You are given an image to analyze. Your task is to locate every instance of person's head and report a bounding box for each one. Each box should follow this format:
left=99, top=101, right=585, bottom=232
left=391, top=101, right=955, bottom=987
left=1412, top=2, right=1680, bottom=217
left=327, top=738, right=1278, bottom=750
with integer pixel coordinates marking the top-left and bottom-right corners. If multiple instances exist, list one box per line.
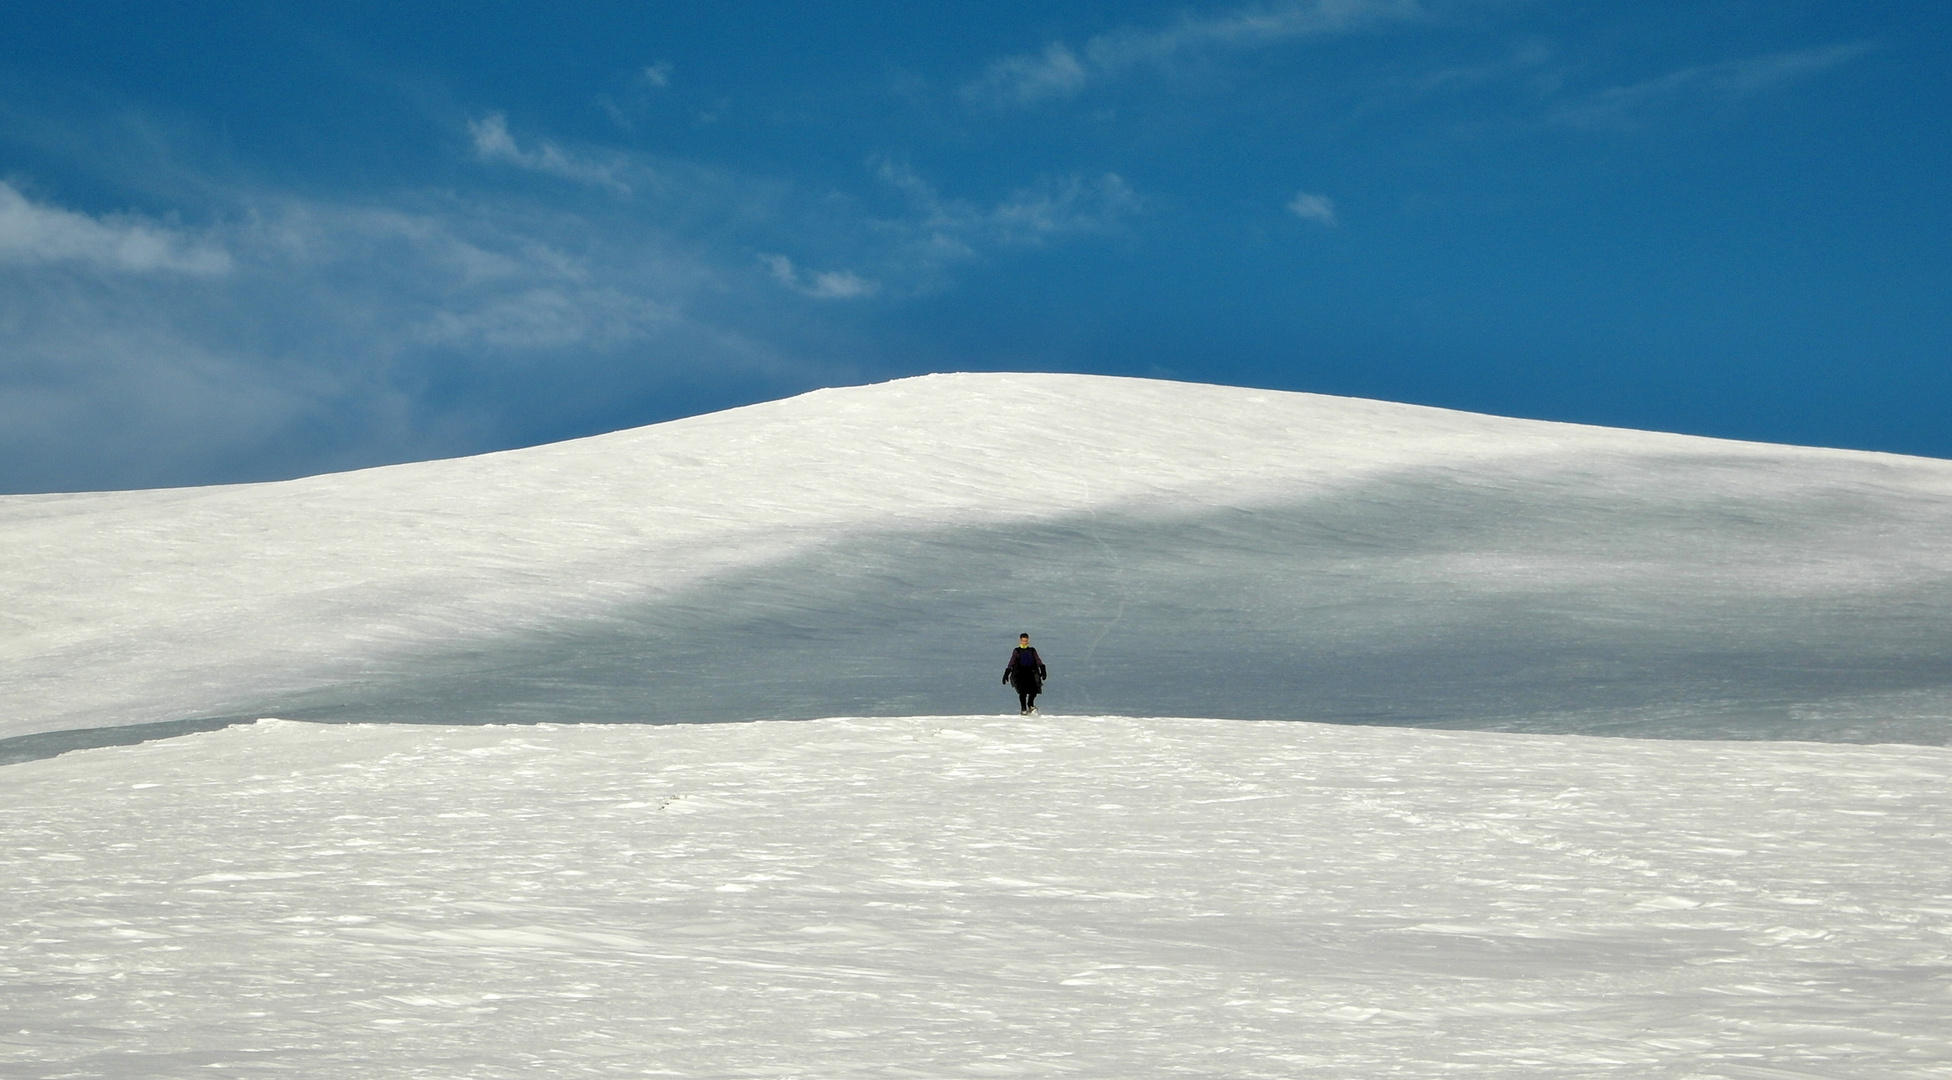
left=1019, top=633, right=1030, bottom=645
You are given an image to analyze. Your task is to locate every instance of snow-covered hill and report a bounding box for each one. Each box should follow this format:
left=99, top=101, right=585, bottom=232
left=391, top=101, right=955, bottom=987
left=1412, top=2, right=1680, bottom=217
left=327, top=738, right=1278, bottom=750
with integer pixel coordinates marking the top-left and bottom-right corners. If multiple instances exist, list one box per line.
left=6, top=372, right=1952, bottom=748
left=9, top=374, right=1952, bottom=1078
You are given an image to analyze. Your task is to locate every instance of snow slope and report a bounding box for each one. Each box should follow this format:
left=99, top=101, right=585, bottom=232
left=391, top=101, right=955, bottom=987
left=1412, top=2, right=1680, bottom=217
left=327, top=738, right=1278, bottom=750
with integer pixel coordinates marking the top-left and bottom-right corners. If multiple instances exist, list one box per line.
left=8, top=375, right=1952, bottom=1079
left=5, top=372, right=1951, bottom=747
left=5, top=715, right=1949, bottom=1078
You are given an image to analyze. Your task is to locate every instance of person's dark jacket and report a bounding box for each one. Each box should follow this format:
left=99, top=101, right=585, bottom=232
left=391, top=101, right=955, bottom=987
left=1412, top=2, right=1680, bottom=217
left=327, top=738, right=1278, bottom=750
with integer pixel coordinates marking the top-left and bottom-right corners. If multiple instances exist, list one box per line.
left=1003, top=646, right=1046, bottom=692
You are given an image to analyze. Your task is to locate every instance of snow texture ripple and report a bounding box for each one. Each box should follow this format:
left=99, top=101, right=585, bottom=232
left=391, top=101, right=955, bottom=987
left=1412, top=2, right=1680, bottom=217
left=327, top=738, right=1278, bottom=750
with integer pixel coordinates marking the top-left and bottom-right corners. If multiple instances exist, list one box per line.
left=4, top=716, right=1951, bottom=1079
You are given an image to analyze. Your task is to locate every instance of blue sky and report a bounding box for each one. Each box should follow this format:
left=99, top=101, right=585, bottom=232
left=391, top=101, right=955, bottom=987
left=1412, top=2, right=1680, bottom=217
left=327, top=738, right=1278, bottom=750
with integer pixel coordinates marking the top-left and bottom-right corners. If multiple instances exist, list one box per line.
left=1, top=1, right=1947, bottom=492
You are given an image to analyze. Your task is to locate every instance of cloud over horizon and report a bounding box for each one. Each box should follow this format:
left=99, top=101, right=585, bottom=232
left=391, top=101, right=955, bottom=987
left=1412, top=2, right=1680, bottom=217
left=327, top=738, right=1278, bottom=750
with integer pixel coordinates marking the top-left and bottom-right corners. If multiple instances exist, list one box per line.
left=0, top=182, right=779, bottom=492
left=0, top=117, right=1149, bottom=492
left=0, top=4, right=1942, bottom=492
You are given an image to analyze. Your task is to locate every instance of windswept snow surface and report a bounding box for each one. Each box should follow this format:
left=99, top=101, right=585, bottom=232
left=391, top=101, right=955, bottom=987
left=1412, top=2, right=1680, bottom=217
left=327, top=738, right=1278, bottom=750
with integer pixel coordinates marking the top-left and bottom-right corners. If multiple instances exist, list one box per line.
left=5, top=716, right=1951, bottom=1079
left=5, top=372, right=1952, bottom=746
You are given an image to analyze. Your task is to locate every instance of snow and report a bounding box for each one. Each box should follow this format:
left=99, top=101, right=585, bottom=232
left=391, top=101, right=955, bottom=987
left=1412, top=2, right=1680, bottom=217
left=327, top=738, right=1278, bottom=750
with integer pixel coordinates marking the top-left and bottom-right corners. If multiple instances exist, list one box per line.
left=6, top=373, right=1952, bottom=1076
left=5, top=373, right=1952, bottom=745
left=5, top=716, right=1950, bottom=1078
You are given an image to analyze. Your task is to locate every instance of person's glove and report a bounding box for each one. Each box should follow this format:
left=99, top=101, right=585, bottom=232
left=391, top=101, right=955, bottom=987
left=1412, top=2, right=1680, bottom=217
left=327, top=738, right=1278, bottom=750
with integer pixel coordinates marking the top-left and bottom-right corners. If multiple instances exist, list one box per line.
left=1001, top=674, right=1010, bottom=684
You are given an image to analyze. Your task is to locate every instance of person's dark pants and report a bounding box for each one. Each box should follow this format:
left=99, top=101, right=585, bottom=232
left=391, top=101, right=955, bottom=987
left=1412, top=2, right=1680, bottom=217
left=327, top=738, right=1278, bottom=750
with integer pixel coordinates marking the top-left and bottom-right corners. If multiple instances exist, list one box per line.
left=1017, top=688, right=1039, bottom=712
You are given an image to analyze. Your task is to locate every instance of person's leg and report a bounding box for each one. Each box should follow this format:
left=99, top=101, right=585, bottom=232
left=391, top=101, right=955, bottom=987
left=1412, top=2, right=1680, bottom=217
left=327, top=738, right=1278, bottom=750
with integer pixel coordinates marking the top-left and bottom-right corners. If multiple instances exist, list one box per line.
left=1025, top=692, right=1038, bottom=714
left=1017, top=690, right=1031, bottom=713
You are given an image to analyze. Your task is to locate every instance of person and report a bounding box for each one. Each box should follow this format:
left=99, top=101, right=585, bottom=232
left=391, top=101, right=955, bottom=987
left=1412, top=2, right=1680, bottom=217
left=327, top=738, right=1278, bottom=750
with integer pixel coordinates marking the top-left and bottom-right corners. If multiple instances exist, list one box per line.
left=1002, top=632, right=1047, bottom=715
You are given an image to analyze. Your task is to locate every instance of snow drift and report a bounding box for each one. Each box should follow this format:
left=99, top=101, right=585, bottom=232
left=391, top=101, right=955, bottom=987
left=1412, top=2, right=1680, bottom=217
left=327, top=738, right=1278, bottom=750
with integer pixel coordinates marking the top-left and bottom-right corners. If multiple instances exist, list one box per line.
left=4, top=372, right=1952, bottom=747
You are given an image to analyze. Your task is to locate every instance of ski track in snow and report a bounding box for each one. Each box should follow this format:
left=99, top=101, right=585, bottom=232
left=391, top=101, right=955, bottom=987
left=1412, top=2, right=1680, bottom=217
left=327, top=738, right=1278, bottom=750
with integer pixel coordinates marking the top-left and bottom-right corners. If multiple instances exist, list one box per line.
left=5, top=715, right=1951, bottom=1079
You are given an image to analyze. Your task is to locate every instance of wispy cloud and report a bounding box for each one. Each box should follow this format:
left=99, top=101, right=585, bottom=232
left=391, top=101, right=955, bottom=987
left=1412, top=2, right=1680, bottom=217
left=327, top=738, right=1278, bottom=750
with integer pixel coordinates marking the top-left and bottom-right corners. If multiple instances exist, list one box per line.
left=735, top=164, right=1151, bottom=302
left=965, top=0, right=1423, bottom=105
left=1552, top=42, right=1876, bottom=129
left=875, top=160, right=1143, bottom=257
left=759, top=253, right=880, bottom=300
left=0, top=105, right=1147, bottom=492
left=0, top=184, right=805, bottom=492
left=469, top=112, right=633, bottom=194
left=596, top=64, right=676, bottom=129
left=1287, top=191, right=1338, bottom=225
left=416, top=285, right=679, bottom=349
left=968, top=44, right=1092, bottom=106
left=0, top=182, right=230, bottom=274
left=991, top=173, right=1145, bottom=244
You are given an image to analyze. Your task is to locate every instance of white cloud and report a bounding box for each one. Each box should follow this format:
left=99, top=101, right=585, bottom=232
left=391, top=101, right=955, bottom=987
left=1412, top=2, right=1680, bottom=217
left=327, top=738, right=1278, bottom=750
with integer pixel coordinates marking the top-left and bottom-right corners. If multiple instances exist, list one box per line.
left=468, top=113, right=633, bottom=195
left=0, top=182, right=230, bottom=274
left=0, top=184, right=813, bottom=492
left=0, top=108, right=1150, bottom=492
left=965, top=0, right=1422, bottom=105
left=1287, top=191, right=1337, bottom=225
left=641, top=63, right=673, bottom=89
left=760, top=253, right=880, bottom=300
left=1552, top=41, right=1876, bottom=128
